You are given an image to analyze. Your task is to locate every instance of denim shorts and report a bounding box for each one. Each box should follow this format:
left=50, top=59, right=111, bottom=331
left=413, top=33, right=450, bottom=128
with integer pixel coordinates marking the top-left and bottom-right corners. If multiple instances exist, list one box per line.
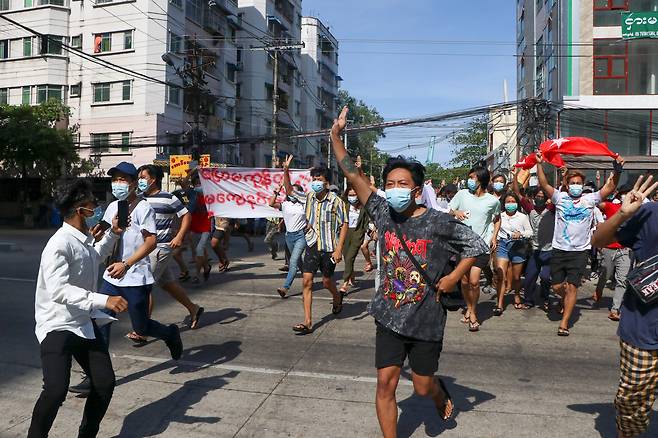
left=496, top=238, right=527, bottom=264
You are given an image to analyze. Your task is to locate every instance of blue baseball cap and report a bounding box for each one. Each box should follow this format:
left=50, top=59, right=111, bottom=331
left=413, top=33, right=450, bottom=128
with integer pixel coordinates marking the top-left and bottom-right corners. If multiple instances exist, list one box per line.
left=107, top=161, right=138, bottom=178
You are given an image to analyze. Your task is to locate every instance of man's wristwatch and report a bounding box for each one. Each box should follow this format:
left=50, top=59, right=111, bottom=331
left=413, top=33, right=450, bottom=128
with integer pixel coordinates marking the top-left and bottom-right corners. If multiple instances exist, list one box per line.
left=121, top=260, right=131, bottom=269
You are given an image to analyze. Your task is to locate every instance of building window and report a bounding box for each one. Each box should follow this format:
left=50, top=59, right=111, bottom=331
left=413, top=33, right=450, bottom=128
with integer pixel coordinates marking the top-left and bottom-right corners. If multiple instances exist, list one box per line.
left=24, top=0, right=33, bottom=6
left=295, top=99, right=301, bottom=116
left=166, top=85, right=180, bottom=105
left=0, top=40, right=8, bottom=59
left=0, top=0, right=9, bottom=10
left=186, top=0, right=202, bottom=23
left=22, top=86, right=31, bottom=105
left=93, top=83, right=110, bottom=102
left=37, top=85, right=62, bottom=103
left=594, top=38, right=658, bottom=94
left=594, top=0, right=658, bottom=27
left=121, top=132, right=130, bottom=152
left=226, top=106, right=234, bottom=122
left=122, top=80, right=131, bottom=100
left=70, top=83, right=81, bottom=97
left=71, top=34, right=82, bottom=49
left=168, top=32, right=182, bottom=53
left=42, top=35, right=63, bottom=55
left=91, top=133, right=110, bottom=153
left=23, top=37, right=32, bottom=57
left=265, top=83, right=273, bottom=100
left=227, top=63, right=237, bottom=82
left=0, top=88, right=7, bottom=104
left=170, top=0, right=182, bottom=8
left=235, top=83, right=241, bottom=98
left=94, top=33, right=111, bottom=53
left=123, top=31, right=133, bottom=50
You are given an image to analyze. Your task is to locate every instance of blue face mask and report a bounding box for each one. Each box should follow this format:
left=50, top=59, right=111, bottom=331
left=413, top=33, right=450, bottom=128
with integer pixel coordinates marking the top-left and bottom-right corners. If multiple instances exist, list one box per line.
left=568, top=184, right=583, bottom=198
left=137, top=178, right=150, bottom=194
left=493, top=181, right=505, bottom=193
left=111, top=182, right=130, bottom=201
left=310, top=181, right=325, bottom=193
left=504, top=203, right=518, bottom=213
left=347, top=196, right=358, bottom=204
left=82, top=206, right=103, bottom=229
left=467, top=179, right=478, bottom=192
left=385, top=187, right=413, bottom=213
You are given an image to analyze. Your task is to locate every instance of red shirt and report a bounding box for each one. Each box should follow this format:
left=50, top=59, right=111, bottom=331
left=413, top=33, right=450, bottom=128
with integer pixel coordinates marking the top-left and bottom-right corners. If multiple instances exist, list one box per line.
left=601, top=201, right=624, bottom=249
left=190, top=194, right=211, bottom=233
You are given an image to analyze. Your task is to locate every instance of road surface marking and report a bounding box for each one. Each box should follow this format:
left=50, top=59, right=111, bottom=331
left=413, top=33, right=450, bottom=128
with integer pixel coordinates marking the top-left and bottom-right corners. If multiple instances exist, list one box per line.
left=0, top=277, right=35, bottom=283
left=115, top=353, right=413, bottom=386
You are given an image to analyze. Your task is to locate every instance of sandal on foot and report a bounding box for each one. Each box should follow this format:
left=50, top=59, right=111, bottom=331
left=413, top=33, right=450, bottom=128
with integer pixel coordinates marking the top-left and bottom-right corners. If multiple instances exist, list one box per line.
left=557, top=327, right=570, bottom=337
left=363, top=263, right=374, bottom=273
left=217, top=261, right=230, bottom=272
left=189, top=306, right=205, bottom=329
left=460, top=314, right=471, bottom=324
left=514, top=303, right=531, bottom=310
left=608, top=311, right=620, bottom=321
left=203, top=264, right=212, bottom=281
left=339, top=284, right=349, bottom=295
left=434, top=377, right=454, bottom=421
left=292, top=323, right=313, bottom=335
left=493, top=307, right=503, bottom=316
left=468, top=321, right=480, bottom=332
left=277, top=288, right=288, bottom=298
left=332, top=294, right=344, bottom=315
left=179, top=271, right=191, bottom=281
left=125, top=332, right=148, bottom=345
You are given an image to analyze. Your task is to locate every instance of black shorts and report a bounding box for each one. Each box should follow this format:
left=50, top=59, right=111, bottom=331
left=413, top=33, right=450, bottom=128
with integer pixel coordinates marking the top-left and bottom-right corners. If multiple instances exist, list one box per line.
left=550, top=249, right=588, bottom=286
left=472, top=253, right=491, bottom=270
left=375, top=322, right=442, bottom=376
left=212, top=229, right=227, bottom=240
left=302, top=245, right=336, bottom=277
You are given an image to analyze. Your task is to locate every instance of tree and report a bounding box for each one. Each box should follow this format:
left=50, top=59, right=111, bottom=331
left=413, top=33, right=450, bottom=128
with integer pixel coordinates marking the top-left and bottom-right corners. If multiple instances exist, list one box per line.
left=336, top=89, right=388, bottom=181
left=0, top=100, right=94, bottom=191
left=449, top=115, right=488, bottom=168
left=424, top=163, right=468, bottom=187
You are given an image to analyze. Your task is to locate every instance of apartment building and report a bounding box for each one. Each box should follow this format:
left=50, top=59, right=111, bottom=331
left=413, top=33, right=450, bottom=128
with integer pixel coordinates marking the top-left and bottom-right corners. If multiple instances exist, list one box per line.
left=516, top=0, right=658, bottom=178
left=234, top=0, right=305, bottom=168
left=300, top=16, right=340, bottom=170
left=0, top=0, right=241, bottom=173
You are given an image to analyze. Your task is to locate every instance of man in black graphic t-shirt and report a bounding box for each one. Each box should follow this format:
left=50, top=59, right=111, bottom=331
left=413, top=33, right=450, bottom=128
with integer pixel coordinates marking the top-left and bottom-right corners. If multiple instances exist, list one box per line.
left=331, top=106, right=488, bottom=437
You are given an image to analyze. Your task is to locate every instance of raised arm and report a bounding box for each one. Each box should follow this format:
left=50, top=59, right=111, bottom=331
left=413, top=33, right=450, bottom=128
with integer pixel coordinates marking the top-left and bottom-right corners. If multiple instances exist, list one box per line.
left=511, top=167, right=522, bottom=198
left=599, top=156, right=625, bottom=199
left=535, top=152, right=555, bottom=198
left=330, top=107, right=373, bottom=205
left=269, top=183, right=283, bottom=210
left=282, top=155, right=294, bottom=195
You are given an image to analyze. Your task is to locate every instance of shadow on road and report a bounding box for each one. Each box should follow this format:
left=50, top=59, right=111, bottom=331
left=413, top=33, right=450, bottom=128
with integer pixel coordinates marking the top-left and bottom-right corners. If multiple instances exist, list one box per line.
left=396, top=375, right=495, bottom=437
left=308, top=300, right=369, bottom=333
left=115, top=340, right=242, bottom=386
left=568, top=402, right=658, bottom=438
left=180, top=307, right=247, bottom=332
left=113, top=371, right=239, bottom=437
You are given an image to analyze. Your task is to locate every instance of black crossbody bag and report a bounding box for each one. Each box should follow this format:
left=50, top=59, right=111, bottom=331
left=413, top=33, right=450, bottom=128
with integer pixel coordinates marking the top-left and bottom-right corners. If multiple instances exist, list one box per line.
left=627, top=253, right=658, bottom=306
left=392, top=223, right=465, bottom=312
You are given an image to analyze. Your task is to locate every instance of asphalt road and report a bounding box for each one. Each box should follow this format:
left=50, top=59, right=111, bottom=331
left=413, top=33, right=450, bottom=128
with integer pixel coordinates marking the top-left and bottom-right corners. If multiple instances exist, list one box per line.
left=0, top=229, right=656, bottom=437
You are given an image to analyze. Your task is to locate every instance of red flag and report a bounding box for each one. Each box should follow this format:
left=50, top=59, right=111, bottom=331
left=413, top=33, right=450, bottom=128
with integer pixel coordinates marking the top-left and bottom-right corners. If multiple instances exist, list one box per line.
left=540, top=137, right=618, bottom=161
left=515, top=152, right=565, bottom=169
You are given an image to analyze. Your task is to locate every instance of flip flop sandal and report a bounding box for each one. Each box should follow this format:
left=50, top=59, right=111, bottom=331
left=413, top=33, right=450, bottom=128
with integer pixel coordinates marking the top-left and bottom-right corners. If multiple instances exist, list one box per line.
left=125, top=332, right=148, bottom=345
left=217, top=261, right=230, bottom=272
left=434, top=377, right=454, bottom=421
left=608, top=312, right=620, bottom=321
left=292, top=323, right=313, bottom=335
left=189, top=306, right=205, bottom=329
left=557, top=327, right=570, bottom=337
left=493, top=307, right=503, bottom=316
left=277, top=288, right=288, bottom=298
left=460, top=314, right=470, bottom=324
left=468, top=321, right=480, bottom=332
left=179, top=271, right=191, bottom=281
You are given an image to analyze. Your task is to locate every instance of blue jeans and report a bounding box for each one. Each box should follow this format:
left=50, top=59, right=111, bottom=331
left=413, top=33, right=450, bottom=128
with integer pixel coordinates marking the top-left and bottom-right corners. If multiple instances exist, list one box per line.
left=98, top=280, right=173, bottom=345
left=523, top=250, right=551, bottom=305
left=283, top=230, right=306, bottom=289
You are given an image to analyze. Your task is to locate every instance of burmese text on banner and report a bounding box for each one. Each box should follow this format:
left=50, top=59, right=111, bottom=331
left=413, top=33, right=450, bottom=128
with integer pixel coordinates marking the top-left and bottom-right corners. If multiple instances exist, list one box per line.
left=198, top=167, right=312, bottom=218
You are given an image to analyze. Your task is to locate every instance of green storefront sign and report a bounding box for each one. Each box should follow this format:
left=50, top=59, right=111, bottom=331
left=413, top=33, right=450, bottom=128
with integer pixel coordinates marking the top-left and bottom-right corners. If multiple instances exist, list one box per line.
left=622, top=12, right=658, bottom=39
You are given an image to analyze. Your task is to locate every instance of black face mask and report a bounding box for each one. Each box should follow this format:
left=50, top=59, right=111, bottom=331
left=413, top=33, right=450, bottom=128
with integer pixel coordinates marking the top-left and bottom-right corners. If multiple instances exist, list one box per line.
left=534, top=198, right=547, bottom=209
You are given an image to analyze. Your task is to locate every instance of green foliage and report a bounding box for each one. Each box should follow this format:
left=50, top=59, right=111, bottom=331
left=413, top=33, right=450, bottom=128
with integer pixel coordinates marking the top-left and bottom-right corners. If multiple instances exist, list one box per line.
left=424, top=163, right=468, bottom=186
left=449, top=116, right=488, bottom=168
left=0, top=100, right=94, bottom=187
left=337, top=89, right=388, bottom=182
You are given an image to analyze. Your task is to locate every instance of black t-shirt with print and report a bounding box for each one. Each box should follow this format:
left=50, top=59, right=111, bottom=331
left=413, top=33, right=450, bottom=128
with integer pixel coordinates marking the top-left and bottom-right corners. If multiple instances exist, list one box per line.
left=366, top=193, right=488, bottom=342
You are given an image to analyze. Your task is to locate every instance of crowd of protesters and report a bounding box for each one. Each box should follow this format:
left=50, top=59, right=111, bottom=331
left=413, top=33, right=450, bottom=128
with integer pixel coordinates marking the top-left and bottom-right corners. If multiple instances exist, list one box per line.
left=28, top=106, right=658, bottom=437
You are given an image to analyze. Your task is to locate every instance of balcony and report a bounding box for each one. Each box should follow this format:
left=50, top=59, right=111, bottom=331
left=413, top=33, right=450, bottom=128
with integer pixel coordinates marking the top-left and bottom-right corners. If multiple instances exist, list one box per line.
left=274, top=0, right=294, bottom=25
left=209, top=0, right=237, bottom=16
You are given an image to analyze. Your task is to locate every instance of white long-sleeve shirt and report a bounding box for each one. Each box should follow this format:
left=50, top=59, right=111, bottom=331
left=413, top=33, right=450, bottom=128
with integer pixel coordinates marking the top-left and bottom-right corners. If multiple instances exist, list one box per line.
left=498, top=211, right=533, bottom=240
left=34, top=222, right=118, bottom=343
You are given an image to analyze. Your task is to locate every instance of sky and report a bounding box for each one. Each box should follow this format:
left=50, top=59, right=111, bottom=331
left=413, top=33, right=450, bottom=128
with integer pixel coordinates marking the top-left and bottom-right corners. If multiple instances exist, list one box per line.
left=301, top=0, right=517, bottom=165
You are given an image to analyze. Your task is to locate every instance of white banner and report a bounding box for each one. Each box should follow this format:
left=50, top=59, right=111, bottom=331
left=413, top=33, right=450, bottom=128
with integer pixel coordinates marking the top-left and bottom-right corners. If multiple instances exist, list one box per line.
left=198, top=167, right=312, bottom=218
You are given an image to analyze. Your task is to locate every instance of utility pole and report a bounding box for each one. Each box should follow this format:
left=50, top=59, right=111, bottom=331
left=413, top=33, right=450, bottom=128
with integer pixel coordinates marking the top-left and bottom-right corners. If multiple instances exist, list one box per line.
left=249, top=43, right=304, bottom=168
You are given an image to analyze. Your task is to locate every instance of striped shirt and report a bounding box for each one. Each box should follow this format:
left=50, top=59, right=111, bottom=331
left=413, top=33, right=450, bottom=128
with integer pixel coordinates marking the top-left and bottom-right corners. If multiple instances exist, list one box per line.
left=144, top=191, right=188, bottom=244
left=304, top=191, right=347, bottom=252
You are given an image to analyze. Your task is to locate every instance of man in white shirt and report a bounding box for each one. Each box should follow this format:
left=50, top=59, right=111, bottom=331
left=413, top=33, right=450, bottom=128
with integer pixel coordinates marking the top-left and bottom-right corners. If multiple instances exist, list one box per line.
left=97, top=162, right=183, bottom=355
left=536, top=152, right=623, bottom=336
left=29, top=180, right=129, bottom=438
